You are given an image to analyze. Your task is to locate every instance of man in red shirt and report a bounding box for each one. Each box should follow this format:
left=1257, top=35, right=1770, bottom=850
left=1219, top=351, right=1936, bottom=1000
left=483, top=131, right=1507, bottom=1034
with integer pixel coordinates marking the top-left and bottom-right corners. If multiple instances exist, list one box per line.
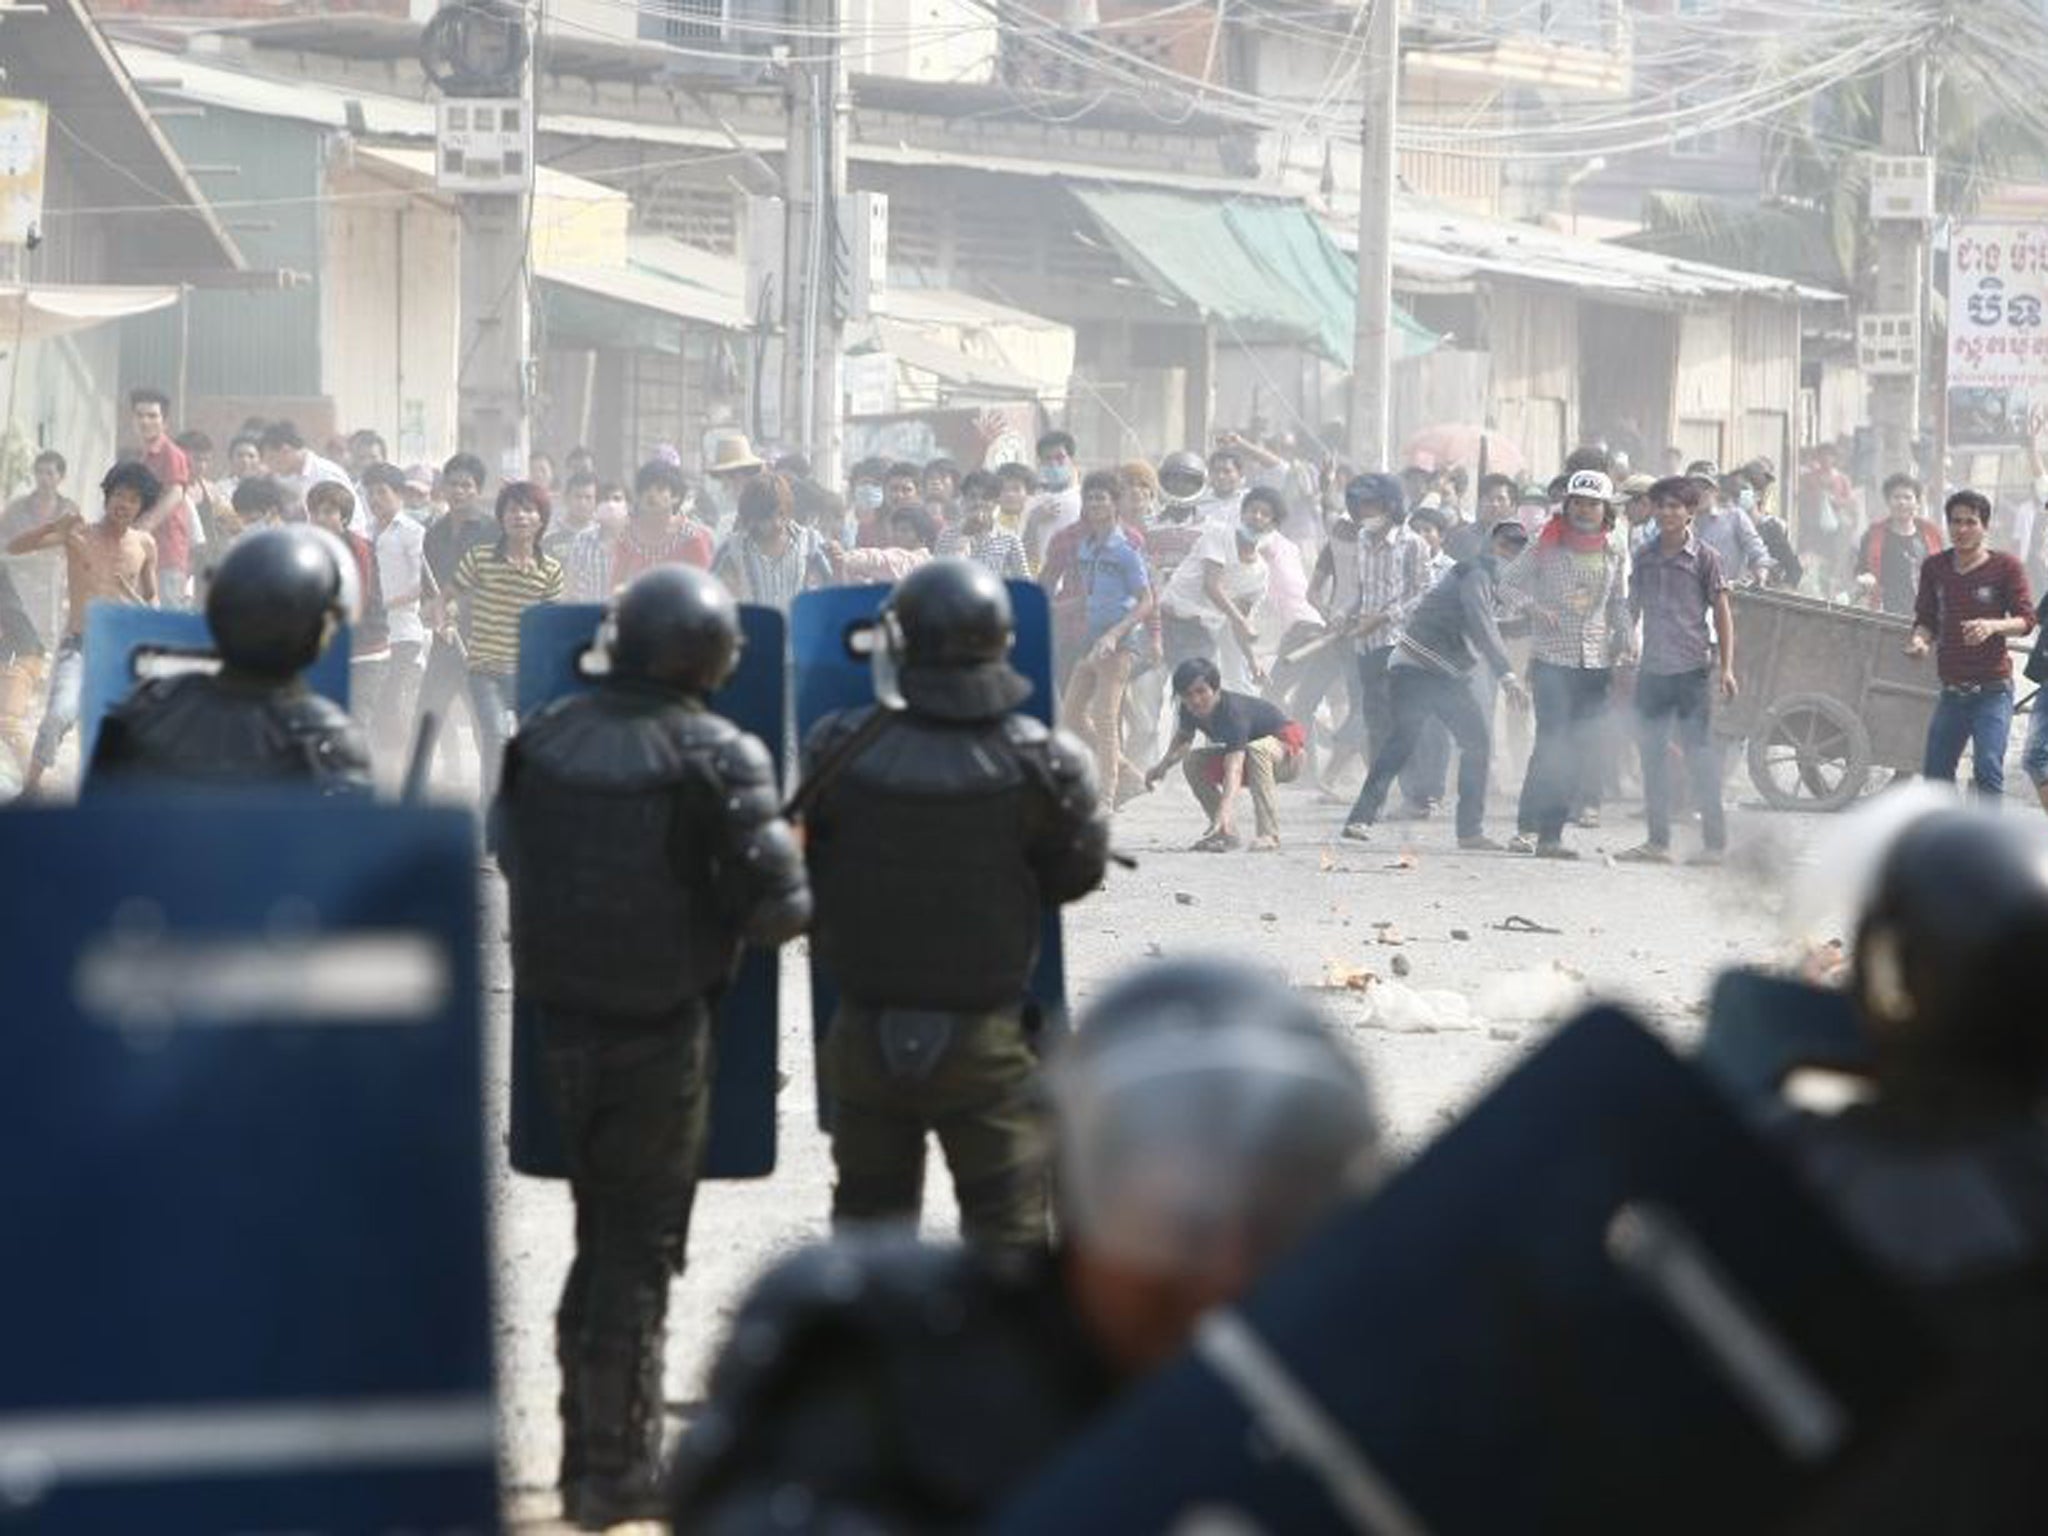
left=130, top=388, right=194, bottom=609
left=1907, top=488, right=2036, bottom=800
left=612, top=460, right=713, bottom=587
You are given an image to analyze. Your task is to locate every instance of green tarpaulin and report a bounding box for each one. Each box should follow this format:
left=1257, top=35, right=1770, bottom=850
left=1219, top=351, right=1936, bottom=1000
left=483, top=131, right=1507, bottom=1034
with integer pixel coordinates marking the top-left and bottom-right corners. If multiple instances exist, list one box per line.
left=1070, top=187, right=1439, bottom=364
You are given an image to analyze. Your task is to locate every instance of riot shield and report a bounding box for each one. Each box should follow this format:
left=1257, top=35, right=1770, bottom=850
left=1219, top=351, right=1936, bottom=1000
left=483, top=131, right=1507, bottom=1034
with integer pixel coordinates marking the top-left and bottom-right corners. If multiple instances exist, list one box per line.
left=0, top=794, right=496, bottom=1532
left=1697, top=968, right=1870, bottom=1109
left=998, top=1007, right=1940, bottom=1535
left=77, top=601, right=351, bottom=769
left=789, top=579, right=1066, bottom=1128
left=504, top=601, right=785, bottom=1182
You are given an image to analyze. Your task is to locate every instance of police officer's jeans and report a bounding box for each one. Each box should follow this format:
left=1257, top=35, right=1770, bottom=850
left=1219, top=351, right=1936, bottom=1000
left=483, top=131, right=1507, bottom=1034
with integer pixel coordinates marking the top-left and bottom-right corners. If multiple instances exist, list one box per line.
left=823, top=1003, right=1048, bottom=1254
left=540, top=1002, right=712, bottom=1492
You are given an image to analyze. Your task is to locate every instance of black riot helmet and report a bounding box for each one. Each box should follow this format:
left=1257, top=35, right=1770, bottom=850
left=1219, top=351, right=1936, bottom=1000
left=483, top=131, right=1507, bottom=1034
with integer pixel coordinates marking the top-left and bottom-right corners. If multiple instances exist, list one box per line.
left=1157, top=449, right=1208, bottom=506
left=882, top=557, right=1013, bottom=670
left=1852, top=804, right=2048, bottom=1105
left=605, top=563, right=742, bottom=694
left=206, top=525, right=347, bottom=680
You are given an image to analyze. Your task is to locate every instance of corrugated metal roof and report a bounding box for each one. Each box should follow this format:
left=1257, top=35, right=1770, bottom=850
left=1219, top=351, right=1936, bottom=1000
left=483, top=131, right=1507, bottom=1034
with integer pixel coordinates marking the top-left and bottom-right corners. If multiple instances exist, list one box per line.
left=113, top=44, right=1273, bottom=196
left=1355, top=197, right=1844, bottom=307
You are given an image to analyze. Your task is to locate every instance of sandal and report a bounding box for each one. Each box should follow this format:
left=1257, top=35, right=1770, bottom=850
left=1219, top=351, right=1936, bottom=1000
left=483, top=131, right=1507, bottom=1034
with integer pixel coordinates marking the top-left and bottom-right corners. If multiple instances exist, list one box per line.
left=1193, top=831, right=1241, bottom=853
left=1248, top=835, right=1281, bottom=852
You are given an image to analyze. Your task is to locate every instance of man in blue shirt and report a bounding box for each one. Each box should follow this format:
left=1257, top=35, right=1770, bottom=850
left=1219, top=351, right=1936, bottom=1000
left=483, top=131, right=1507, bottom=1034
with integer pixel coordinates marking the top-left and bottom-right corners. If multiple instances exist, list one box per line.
left=1686, top=460, right=1773, bottom=585
left=1061, top=469, right=1154, bottom=807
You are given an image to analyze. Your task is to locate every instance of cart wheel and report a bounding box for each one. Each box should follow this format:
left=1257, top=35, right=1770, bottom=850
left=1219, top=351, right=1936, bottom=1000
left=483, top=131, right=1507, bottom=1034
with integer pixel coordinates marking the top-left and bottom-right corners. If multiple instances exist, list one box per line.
left=1747, top=693, right=1872, bottom=812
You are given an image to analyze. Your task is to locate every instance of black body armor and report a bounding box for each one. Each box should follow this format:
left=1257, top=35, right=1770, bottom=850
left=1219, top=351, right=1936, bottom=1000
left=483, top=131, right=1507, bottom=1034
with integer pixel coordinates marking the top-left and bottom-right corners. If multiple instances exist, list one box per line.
left=802, top=704, right=1106, bottom=1013
left=88, top=672, right=371, bottom=791
left=497, top=685, right=808, bottom=1014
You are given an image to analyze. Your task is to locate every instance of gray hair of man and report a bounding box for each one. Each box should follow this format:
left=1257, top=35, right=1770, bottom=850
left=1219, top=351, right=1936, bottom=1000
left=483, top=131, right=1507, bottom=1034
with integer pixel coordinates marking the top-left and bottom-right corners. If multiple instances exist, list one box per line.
left=1046, top=960, right=1383, bottom=1285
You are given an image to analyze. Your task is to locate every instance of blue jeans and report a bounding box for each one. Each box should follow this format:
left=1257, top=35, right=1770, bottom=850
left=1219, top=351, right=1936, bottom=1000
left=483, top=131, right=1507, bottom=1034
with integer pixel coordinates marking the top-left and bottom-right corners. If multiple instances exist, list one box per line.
left=467, top=668, right=517, bottom=798
left=2024, top=691, right=2048, bottom=788
left=1635, top=668, right=1726, bottom=851
left=1923, top=683, right=2013, bottom=799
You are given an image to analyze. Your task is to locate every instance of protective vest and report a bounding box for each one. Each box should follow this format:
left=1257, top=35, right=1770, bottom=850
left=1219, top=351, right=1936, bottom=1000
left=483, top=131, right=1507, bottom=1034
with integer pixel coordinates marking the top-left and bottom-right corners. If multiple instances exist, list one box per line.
left=807, top=708, right=1087, bottom=1012
left=501, top=690, right=772, bottom=1014
left=88, top=673, right=372, bottom=791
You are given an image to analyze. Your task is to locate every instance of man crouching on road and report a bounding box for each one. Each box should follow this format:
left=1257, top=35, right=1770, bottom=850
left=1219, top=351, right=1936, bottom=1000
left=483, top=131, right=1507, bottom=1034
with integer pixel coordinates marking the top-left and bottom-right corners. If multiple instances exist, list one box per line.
left=1143, top=655, right=1305, bottom=851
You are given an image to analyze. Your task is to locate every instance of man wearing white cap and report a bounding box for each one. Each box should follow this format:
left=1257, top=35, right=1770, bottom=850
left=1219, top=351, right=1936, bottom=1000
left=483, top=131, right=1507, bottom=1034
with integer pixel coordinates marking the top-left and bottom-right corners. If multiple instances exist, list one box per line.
left=1497, top=469, right=1632, bottom=858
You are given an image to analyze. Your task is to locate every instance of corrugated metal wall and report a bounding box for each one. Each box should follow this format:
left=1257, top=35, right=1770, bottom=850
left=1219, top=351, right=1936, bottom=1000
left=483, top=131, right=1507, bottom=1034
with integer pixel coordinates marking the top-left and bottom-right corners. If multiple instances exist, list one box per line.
left=120, top=106, right=325, bottom=403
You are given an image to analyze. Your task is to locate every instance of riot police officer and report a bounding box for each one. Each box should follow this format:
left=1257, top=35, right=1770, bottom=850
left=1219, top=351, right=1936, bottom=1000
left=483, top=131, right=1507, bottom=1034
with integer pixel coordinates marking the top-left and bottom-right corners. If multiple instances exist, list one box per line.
left=801, top=557, right=1108, bottom=1251
left=493, top=564, right=809, bottom=1530
left=88, top=525, right=372, bottom=791
left=1774, top=798, right=2048, bottom=1534
left=668, top=960, right=1382, bottom=1530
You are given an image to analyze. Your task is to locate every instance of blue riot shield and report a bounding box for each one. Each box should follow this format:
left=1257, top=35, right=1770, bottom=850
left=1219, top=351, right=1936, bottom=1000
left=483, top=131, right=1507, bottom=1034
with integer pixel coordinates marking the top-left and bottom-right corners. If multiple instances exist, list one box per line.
left=504, top=601, right=786, bottom=1181
left=789, top=579, right=1066, bottom=1127
left=0, top=795, right=496, bottom=1532
left=999, top=1007, right=1941, bottom=1535
left=1697, top=967, right=1871, bottom=1109
left=77, top=601, right=351, bottom=770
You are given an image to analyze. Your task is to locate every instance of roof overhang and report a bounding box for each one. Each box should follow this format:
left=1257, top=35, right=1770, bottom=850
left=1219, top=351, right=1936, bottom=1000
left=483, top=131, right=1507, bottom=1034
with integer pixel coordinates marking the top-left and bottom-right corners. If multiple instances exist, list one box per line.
left=10, top=0, right=241, bottom=274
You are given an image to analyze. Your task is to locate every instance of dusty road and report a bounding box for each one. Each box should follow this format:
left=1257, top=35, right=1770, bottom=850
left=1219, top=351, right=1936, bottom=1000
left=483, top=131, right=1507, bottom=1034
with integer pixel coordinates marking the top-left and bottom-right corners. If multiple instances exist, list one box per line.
left=489, top=775, right=1828, bottom=1526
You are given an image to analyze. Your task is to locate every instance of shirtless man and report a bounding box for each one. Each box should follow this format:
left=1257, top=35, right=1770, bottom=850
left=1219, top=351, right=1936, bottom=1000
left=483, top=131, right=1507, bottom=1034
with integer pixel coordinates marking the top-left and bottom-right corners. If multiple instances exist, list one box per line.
left=6, top=460, right=160, bottom=795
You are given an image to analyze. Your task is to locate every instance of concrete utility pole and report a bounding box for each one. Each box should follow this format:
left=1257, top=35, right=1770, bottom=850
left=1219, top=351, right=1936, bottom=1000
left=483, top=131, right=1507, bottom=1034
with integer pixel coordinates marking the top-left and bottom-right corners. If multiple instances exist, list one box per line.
left=782, top=0, right=848, bottom=486
left=458, top=190, right=532, bottom=478
left=1349, top=0, right=1398, bottom=472
left=422, top=0, right=537, bottom=479
left=1868, top=56, right=1925, bottom=481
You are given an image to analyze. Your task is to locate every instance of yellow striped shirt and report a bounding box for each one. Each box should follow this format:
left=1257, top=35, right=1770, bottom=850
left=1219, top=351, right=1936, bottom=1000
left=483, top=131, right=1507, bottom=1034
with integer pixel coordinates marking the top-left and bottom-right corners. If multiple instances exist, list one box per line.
left=453, top=545, right=564, bottom=674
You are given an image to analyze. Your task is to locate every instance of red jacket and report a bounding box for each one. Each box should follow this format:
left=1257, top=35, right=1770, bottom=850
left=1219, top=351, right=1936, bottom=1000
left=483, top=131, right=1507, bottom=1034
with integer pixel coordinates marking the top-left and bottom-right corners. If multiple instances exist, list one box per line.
left=1858, top=518, right=1942, bottom=609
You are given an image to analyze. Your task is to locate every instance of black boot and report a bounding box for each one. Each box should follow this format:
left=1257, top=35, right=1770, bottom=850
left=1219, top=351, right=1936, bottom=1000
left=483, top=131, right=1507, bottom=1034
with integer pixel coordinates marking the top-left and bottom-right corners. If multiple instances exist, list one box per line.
left=560, top=1332, right=667, bottom=1530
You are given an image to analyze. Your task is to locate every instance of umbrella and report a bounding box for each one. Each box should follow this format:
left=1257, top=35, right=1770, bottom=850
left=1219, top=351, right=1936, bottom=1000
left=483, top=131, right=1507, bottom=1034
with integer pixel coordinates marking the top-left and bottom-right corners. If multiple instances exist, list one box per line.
left=1402, top=424, right=1525, bottom=477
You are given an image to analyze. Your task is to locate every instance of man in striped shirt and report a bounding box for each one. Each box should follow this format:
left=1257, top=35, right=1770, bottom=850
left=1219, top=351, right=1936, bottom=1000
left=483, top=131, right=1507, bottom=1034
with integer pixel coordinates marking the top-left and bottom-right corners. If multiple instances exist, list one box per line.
left=934, top=471, right=1029, bottom=579
left=449, top=481, right=564, bottom=796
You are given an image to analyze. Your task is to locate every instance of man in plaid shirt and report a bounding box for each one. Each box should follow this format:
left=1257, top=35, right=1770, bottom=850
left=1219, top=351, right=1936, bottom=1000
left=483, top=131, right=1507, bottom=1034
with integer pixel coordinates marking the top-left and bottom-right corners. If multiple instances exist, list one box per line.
left=1497, top=469, right=1632, bottom=858
left=1345, top=473, right=1432, bottom=772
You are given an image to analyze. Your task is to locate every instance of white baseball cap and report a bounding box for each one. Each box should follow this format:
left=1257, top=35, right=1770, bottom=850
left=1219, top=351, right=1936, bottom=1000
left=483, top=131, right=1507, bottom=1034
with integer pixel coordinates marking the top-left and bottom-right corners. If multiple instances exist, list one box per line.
left=1564, top=469, right=1622, bottom=504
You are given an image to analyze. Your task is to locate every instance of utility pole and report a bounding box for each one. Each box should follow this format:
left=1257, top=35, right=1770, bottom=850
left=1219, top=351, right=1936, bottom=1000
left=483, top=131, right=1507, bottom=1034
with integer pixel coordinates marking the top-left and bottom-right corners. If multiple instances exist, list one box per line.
left=425, top=0, right=535, bottom=480
left=458, top=190, right=531, bottom=478
left=782, top=0, right=847, bottom=487
left=1349, top=0, right=1398, bottom=472
left=1868, top=56, right=1926, bottom=482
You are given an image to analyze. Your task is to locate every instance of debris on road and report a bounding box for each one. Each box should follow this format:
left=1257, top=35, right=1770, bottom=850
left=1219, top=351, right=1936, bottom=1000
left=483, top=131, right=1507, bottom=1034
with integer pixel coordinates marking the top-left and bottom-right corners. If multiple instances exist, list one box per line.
left=1364, top=981, right=1473, bottom=1033
left=1451, top=928, right=1472, bottom=941
left=1391, top=953, right=1413, bottom=978
left=1173, top=891, right=1197, bottom=906
left=1493, top=914, right=1563, bottom=935
left=1474, top=961, right=1588, bottom=1024
left=1317, top=961, right=1378, bottom=992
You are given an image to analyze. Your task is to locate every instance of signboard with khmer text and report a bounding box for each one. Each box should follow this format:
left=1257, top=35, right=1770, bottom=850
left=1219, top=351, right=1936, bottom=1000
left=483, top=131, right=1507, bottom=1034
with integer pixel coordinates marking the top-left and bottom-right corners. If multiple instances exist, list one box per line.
left=1947, top=222, right=2048, bottom=452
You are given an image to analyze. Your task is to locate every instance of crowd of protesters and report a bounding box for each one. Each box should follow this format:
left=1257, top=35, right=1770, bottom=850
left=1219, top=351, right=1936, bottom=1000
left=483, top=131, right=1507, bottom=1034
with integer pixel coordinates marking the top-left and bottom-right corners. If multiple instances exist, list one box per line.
left=4, top=389, right=2045, bottom=823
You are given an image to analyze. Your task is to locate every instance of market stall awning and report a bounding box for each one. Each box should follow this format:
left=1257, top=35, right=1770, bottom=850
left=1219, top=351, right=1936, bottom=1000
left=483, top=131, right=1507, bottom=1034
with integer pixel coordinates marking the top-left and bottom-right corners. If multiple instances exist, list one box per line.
left=1070, top=187, right=1439, bottom=364
left=0, top=282, right=179, bottom=342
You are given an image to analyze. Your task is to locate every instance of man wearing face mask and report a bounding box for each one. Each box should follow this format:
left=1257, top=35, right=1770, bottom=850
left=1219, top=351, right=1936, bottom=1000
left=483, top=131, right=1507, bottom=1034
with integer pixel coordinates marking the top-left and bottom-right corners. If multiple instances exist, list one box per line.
left=846, top=457, right=891, bottom=547
left=1729, top=468, right=1802, bottom=590
left=1687, top=460, right=1773, bottom=586
left=1497, top=470, right=1632, bottom=859
left=1343, top=519, right=1530, bottom=846
left=1157, top=494, right=1270, bottom=692
left=1023, top=431, right=1082, bottom=570
left=565, top=481, right=632, bottom=602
